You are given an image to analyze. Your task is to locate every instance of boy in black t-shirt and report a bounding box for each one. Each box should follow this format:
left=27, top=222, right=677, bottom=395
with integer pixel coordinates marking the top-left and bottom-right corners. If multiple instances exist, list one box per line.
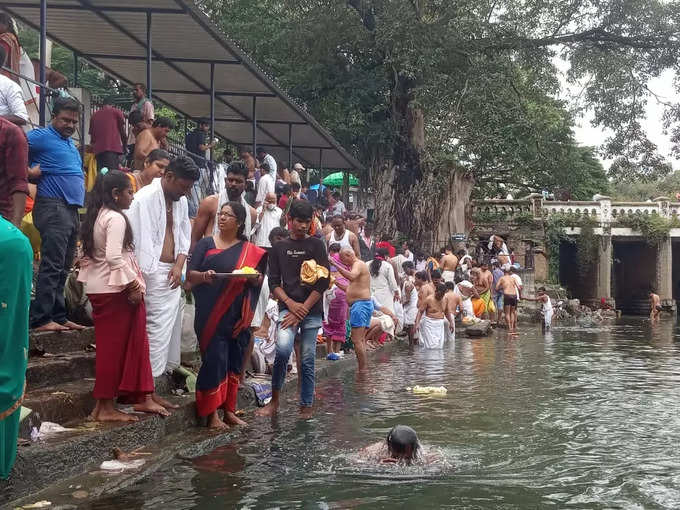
left=256, top=200, right=330, bottom=419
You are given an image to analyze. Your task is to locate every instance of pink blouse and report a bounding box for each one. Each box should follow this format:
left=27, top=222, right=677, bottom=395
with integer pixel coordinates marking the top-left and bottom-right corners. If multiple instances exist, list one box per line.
left=78, top=208, right=145, bottom=294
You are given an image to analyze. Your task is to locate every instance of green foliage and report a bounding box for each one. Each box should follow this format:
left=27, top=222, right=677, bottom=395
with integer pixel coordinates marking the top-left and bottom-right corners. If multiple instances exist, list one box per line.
left=617, top=214, right=680, bottom=245
left=543, top=214, right=598, bottom=283
left=198, top=0, right=640, bottom=192
left=611, top=171, right=680, bottom=201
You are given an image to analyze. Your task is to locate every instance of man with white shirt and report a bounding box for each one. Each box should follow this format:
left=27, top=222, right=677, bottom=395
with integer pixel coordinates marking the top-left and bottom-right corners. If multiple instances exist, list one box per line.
left=253, top=192, right=283, bottom=248
left=0, top=47, right=28, bottom=127
left=256, top=146, right=277, bottom=179
left=255, top=163, right=275, bottom=207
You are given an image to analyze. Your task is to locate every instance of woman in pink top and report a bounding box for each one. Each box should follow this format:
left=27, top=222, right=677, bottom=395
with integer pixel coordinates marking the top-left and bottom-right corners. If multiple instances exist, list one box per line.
left=78, top=170, right=168, bottom=421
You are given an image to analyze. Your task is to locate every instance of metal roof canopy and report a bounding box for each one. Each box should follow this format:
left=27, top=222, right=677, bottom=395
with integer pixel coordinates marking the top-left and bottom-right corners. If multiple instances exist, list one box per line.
left=3, top=0, right=362, bottom=170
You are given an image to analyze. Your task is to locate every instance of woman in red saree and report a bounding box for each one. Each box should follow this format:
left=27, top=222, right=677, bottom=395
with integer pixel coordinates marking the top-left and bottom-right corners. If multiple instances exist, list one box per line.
left=78, top=170, right=167, bottom=421
left=187, top=201, right=267, bottom=429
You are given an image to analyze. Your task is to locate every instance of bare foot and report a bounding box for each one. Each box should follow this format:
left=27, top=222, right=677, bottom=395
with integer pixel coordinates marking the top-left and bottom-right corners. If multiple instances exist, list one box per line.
left=207, top=412, right=229, bottom=430
left=298, top=406, right=314, bottom=419
left=134, top=399, right=171, bottom=417
left=94, top=407, right=139, bottom=423
left=62, top=320, right=87, bottom=330
left=255, top=402, right=278, bottom=417
left=33, top=321, right=69, bottom=332
left=151, top=393, right=180, bottom=409
left=224, top=411, right=247, bottom=426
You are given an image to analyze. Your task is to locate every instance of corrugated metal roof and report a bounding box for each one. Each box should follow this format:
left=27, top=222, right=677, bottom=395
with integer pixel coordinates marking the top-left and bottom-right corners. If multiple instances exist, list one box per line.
left=3, top=0, right=362, bottom=169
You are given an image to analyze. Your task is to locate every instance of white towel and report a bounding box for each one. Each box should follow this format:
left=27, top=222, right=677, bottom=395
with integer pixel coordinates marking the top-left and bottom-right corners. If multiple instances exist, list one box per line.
left=419, top=315, right=446, bottom=349
left=143, top=262, right=182, bottom=377
left=127, top=178, right=191, bottom=275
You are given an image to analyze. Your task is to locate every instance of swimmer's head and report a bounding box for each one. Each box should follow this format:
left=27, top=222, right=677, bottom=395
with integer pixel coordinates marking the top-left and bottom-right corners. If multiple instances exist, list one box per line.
left=386, top=425, right=420, bottom=463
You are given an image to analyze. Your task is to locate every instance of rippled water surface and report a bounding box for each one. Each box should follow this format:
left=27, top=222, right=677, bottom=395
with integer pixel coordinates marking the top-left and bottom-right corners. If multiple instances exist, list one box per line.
left=88, top=318, right=680, bottom=509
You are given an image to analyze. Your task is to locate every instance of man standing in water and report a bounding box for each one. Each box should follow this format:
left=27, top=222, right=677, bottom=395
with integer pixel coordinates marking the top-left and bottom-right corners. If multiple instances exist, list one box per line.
left=257, top=200, right=329, bottom=419
left=495, top=267, right=519, bottom=334
left=333, top=247, right=372, bottom=370
left=649, top=291, right=662, bottom=321
left=439, top=247, right=458, bottom=283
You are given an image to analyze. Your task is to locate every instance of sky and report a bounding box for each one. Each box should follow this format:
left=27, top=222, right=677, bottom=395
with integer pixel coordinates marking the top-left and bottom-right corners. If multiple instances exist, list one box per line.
left=563, top=68, right=679, bottom=169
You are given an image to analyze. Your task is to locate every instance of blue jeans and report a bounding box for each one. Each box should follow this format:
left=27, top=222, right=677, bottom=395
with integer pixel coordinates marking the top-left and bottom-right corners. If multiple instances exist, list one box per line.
left=31, top=197, right=79, bottom=328
left=272, top=310, right=322, bottom=407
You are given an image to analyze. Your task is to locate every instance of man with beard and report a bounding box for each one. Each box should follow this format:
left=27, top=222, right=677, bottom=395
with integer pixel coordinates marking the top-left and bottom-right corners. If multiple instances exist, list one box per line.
left=29, top=98, right=86, bottom=332
left=190, top=160, right=257, bottom=250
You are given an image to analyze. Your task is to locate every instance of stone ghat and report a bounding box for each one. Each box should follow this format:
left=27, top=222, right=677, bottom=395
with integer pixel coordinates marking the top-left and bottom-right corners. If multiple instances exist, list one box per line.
left=2, top=328, right=400, bottom=507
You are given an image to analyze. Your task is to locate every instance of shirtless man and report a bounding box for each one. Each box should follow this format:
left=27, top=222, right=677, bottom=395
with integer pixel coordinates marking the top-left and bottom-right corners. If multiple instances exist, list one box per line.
left=490, top=235, right=510, bottom=266
left=334, top=247, right=372, bottom=371
left=495, top=267, right=519, bottom=334
left=415, top=283, right=452, bottom=349
left=443, top=281, right=462, bottom=337
left=414, top=270, right=434, bottom=306
left=133, top=117, right=173, bottom=170
left=190, top=161, right=257, bottom=250
left=326, top=215, right=361, bottom=257
left=439, top=247, right=459, bottom=283
left=649, top=291, right=662, bottom=321
left=475, top=262, right=493, bottom=319
left=127, top=156, right=199, bottom=413
left=239, top=146, right=257, bottom=180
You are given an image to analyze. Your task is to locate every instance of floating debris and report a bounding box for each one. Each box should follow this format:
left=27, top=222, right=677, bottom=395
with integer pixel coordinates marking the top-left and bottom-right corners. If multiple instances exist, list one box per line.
left=406, top=386, right=447, bottom=395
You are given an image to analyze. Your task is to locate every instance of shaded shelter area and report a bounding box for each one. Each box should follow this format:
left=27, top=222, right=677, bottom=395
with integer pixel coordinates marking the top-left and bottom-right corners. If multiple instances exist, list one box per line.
left=2, top=0, right=362, bottom=171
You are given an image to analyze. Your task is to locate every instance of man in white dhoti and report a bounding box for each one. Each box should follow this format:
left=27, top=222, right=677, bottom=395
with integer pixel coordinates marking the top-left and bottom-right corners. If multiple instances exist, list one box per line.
left=415, top=283, right=453, bottom=349
left=127, top=156, right=199, bottom=410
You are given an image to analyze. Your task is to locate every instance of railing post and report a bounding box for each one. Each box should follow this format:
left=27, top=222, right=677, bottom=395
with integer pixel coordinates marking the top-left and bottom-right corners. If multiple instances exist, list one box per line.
left=251, top=96, right=257, bottom=157
left=288, top=123, right=293, bottom=169
left=146, top=11, right=152, bottom=98
left=209, top=62, right=215, bottom=164
left=654, top=196, right=671, bottom=218
left=73, top=52, right=79, bottom=87
left=39, top=0, right=47, bottom=126
left=596, top=195, right=612, bottom=225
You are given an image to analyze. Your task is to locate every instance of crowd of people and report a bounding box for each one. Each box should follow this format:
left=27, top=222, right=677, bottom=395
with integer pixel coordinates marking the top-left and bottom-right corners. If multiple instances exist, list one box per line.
left=0, top=19, right=546, bottom=477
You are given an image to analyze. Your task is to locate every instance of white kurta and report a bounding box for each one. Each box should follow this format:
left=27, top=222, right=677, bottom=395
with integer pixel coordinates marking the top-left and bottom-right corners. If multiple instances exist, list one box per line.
left=370, top=261, right=399, bottom=314
left=253, top=207, right=282, bottom=248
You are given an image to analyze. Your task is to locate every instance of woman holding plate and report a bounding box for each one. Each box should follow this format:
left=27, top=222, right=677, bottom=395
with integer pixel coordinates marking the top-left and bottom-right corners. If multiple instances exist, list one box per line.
left=187, top=201, right=267, bottom=428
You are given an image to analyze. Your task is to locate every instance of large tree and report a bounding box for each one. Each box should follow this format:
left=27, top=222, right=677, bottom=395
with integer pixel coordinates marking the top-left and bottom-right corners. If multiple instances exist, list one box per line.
left=200, top=0, right=680, bottom=247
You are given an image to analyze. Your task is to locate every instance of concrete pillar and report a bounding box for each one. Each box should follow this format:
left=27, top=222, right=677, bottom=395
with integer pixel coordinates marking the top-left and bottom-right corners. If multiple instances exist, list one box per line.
left=597, top=235, right=614, bottom=307
left=657, top=235, right=674, bottom=308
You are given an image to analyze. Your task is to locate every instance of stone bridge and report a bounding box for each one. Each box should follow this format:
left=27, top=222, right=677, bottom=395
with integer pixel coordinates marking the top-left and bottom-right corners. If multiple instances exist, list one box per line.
left=471, top=195, right=680, bottom=313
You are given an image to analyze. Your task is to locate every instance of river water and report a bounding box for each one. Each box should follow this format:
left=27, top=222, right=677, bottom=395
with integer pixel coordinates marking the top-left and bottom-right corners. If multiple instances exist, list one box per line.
left=88, top=318, right=680, bottom=509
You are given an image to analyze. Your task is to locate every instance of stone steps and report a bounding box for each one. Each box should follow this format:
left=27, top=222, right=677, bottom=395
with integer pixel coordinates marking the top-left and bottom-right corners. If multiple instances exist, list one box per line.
left=26, top=352, right=96, bottom=390
left=29, top=328, right=95, bottom=356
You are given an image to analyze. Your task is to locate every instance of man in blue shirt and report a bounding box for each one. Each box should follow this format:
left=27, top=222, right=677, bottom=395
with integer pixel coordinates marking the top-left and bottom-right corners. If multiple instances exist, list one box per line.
left=29, top=97, right=86, bottom=332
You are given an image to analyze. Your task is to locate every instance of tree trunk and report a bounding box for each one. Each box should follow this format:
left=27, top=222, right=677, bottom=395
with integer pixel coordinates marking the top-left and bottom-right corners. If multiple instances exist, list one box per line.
left=373, top=73, right=475, bottom=252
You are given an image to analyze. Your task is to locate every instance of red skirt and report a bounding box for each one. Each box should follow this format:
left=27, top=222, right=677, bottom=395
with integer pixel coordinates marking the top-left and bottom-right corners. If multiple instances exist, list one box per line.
left=88, top=292, right=154, bottom=402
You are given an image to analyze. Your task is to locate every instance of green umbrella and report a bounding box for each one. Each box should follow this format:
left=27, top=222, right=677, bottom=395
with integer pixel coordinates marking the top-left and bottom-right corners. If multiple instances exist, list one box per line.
left=322, top=172, right=359, bottom=187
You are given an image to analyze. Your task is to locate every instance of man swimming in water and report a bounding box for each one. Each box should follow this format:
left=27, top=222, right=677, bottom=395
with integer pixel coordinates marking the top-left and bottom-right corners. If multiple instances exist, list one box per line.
left=360, top=425, right=421, bottom=465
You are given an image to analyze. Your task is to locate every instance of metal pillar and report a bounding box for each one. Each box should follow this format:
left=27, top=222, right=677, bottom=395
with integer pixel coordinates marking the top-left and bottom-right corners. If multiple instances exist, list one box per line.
left=288, top=123, right=293, bottom=169
left=183, top=117, right=188, bottom=140
left=251, top=97, right=257, bottom=156
left=73, top=53, right=79, bottom=87
left=39, top=0, right=47, bottom=126
left=210, top=63, right=215, bottom=163
left=146, top=12, right=152, bottom=98
left=318, top=149, right=323, bottom=171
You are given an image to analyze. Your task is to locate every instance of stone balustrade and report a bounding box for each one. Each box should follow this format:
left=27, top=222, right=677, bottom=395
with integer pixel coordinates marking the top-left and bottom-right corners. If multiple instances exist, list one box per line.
left=472, top=195, right=680, bottom=224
